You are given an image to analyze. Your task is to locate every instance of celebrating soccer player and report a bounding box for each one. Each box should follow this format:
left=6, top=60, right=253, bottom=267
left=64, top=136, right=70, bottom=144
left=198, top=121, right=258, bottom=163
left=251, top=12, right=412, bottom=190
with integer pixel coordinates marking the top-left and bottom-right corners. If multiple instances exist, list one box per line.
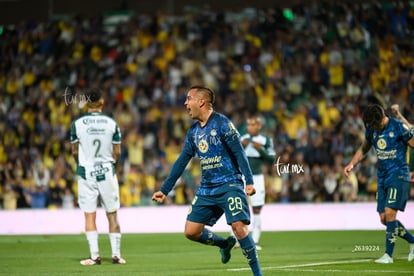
left=152, top=85, right=263, bottom=275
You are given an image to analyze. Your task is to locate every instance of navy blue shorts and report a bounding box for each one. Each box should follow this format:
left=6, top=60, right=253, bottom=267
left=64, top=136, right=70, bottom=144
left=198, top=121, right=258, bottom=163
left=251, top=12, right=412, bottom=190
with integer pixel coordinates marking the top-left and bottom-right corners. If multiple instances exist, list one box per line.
left=187, top=187, right=251, bottom=226
left=377, top=173, right=410, bottom=213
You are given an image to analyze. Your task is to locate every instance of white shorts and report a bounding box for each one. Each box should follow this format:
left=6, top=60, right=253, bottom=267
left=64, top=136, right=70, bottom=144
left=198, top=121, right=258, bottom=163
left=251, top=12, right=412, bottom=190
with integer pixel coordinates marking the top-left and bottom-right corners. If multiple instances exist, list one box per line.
left=77, top=163, right=120, bottom=213
left=250, top=174, right=265, bottom=207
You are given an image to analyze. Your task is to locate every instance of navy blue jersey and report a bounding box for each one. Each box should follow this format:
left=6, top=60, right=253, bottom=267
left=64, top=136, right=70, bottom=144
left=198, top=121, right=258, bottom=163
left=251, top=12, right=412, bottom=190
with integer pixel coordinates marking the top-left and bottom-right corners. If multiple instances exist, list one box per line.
left=365, top=116, right=414, bottom=180
left=161, top=112, right=254, bottom=196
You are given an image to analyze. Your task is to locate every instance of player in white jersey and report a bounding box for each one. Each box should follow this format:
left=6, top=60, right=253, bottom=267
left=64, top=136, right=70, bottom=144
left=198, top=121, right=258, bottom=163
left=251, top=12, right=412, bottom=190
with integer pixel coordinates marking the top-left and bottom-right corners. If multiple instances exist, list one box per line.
left=70, top=88, right=125, bottom=265
left=240, top=115, right=275, bottom=250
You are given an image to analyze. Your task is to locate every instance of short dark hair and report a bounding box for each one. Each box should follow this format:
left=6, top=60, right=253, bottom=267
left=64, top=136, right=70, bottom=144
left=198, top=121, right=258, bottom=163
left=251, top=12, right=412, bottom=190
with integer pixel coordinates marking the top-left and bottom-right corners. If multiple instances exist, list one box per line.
left=362, top=104, right=385, bottom=129
left=84, top=88, right=102, bottom=103
left=247, top=113, right=262, bottom=122
left=190, top=85, right=215, bottom=104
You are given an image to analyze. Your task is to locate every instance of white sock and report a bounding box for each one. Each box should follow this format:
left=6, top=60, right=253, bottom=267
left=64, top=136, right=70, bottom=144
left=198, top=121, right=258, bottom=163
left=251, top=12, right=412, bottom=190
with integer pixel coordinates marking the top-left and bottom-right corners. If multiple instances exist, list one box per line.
left=109, top=233, right=122, bottom=258
left=86, top=231, right=99, bottom=259
left=252, top=214, right=261, bottom=244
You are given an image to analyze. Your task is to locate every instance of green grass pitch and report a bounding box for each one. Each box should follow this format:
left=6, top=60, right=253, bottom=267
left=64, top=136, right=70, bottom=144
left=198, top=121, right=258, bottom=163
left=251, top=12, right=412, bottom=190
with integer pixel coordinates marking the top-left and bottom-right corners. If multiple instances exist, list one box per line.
left=0, top=231, right=413, bottom=275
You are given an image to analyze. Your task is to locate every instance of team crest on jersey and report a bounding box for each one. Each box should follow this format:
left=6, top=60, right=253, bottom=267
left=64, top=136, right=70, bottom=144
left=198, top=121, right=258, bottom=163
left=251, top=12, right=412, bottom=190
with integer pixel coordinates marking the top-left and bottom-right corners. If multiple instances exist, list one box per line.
left=198, top=139, right=209, bottom=153
left=210, top=129, right=217, bottom=136
left=377, top=138, right=387, bottom=150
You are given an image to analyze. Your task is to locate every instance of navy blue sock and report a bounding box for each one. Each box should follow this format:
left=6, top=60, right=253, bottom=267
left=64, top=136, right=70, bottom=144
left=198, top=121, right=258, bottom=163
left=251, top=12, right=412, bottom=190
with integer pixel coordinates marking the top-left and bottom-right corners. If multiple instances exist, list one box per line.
left=197, top=228, right=227, bottom=248
left=385, top=220, right=399, bottom=257
left=397, top=220, right=414, bottom=243
left=238, top=235, right=262, bottom=276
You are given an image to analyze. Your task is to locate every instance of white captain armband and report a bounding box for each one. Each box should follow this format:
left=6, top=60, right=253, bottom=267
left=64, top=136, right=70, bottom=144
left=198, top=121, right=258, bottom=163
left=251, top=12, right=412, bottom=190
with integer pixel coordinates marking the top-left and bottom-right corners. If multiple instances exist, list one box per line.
left=404, top=125, right=414, bottom=136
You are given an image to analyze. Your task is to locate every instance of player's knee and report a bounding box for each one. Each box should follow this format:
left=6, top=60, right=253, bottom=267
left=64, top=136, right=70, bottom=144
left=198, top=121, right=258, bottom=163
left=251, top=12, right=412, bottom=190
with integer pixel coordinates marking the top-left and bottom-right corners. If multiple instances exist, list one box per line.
left=184, top=230, right=199, bottom=241
left=384, top=208, right=397, bottom=222
left=184, top=226, right=200, bottom=241
left=232, top=221, right=249, bottom=239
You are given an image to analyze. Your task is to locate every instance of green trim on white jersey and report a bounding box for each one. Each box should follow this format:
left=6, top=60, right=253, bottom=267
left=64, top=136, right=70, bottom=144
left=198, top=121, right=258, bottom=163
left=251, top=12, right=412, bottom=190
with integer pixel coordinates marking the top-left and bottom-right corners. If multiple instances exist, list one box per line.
left=70, top=112, right=121, bottom=176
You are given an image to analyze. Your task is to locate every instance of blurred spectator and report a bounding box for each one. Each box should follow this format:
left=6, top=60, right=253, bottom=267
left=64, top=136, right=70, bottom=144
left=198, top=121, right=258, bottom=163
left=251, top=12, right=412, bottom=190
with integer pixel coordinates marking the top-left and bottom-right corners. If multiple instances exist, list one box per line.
left=122, top=169, right=143, bottom=206
left=338, top=171, right=358, bottom=202
left=1, top=2, right=414, bottom=207
left=125, top=126, right=145, bottom=171
left=26, top=184, right=48, bottom=209
left=321, top=169, right=340, bottom=202
left=1, top=184, right=18, bottom=210
left=140, top=170, right=156, bottom=206
left=62, top=187, right=75, bottom=209
left=356, top=156, right=376, bottom=201
left=32, top=164, right=50, bottom=188
left=47, top=176, right=65, bottom=209
left=265, top=172, right=283, bottom=203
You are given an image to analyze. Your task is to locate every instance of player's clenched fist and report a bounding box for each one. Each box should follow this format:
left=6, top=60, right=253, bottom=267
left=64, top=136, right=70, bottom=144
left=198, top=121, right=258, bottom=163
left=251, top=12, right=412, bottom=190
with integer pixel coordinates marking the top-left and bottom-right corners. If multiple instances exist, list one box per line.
left=245, top=184, right=256, bottom=196
left=152, top=191, right=167, bottom=203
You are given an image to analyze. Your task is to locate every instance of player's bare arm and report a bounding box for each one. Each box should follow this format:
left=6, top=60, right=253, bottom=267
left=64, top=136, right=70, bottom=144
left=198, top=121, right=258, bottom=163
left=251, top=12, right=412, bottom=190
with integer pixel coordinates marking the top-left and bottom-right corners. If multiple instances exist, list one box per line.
left=391, top=104, right=414, bottom=148
left=391, top=104, right=413, bottom=128
left=407, top=136, right=414, bottom=148
left=72, top=142, right=79, bottom=163
left=113, top=144, right=121, bottom=163
left=344, top=139, right=372, bottom=177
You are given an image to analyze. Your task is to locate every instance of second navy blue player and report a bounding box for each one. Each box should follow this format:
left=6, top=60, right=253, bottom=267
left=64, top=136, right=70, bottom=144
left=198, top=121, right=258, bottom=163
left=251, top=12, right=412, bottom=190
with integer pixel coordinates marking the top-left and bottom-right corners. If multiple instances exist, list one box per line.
left=152, top=85, right=262, bottom=276
left=344, top=104, right=414, bottom=264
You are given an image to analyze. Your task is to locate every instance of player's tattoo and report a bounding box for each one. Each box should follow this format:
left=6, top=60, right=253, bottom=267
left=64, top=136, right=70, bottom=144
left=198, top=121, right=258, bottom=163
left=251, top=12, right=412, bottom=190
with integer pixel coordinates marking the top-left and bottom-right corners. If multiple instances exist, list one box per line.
left=361, top=140, right=371, bottom=156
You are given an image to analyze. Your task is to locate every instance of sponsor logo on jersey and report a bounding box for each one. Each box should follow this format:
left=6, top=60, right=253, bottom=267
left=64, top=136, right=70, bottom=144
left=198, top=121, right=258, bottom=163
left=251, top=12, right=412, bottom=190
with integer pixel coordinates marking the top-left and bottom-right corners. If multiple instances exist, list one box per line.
left=83, top=118, right=108, bottom=125
left=232, top=211, right=242, bottom=216
left=87, top=127, right=106, bottom=134
left=198, top=139, right=209, bottom=153
left=200, top=155, right=223, bottom=170
left=377, top=138, right=386, bottom=150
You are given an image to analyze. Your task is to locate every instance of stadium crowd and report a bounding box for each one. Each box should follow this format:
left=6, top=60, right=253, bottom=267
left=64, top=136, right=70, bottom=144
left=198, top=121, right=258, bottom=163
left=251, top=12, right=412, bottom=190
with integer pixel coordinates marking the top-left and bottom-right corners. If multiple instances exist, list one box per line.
left=1, top=1, right=414, bottom=209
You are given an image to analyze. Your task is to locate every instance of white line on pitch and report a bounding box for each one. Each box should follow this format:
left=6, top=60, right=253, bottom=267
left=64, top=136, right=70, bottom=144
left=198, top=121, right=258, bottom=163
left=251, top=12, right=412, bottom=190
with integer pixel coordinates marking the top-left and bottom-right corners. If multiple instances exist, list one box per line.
left=227, top=258, right=373, bottom=272
left=274, top=258, right=373, bottom=269
left=278, top=268, right=414, bottom=274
